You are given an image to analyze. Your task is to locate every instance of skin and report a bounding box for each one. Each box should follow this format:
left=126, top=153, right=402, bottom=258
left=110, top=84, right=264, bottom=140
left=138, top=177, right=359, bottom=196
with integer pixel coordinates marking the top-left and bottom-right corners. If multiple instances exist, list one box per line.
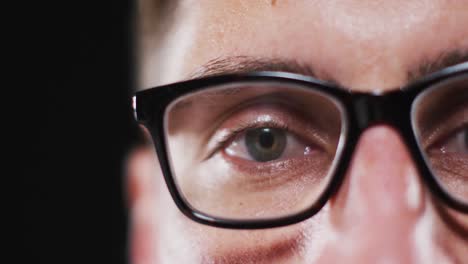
left=129, top=0, right=468, bottom=263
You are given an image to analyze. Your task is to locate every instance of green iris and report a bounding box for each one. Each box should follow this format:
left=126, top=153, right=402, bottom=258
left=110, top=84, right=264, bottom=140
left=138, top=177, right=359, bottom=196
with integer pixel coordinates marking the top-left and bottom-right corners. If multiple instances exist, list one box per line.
left=245, top=127, right=287, bottom=162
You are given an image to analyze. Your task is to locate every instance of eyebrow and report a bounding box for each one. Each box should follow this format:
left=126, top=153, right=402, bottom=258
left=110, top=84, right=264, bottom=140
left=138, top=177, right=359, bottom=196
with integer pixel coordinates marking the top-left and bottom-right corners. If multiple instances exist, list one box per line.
left=189, top=56, right=336, bottom=83
left=188, top=50, right=468, bottom=85
left=407, top=50, right=468, bottom=83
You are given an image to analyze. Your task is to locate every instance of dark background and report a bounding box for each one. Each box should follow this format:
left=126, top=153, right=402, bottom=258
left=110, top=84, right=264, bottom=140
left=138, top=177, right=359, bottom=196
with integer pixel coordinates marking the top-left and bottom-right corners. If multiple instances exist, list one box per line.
left=24, top=1, right=137, bottom=262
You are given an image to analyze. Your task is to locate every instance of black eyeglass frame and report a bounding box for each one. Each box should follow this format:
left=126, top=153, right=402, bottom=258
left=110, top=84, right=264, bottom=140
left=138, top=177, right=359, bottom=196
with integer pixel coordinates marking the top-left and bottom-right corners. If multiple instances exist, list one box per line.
left=134, top=62, right=468, bottom=229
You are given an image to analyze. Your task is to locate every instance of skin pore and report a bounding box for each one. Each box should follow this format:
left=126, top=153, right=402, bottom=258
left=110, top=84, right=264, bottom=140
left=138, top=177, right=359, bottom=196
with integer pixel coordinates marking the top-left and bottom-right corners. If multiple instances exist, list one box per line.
left=130, top=0, right=468, bottom=263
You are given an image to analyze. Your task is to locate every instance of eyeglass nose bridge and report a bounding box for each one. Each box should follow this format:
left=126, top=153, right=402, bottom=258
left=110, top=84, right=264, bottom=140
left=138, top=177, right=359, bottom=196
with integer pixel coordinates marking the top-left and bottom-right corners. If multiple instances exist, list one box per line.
left=352, top=92, right=411, bottom=130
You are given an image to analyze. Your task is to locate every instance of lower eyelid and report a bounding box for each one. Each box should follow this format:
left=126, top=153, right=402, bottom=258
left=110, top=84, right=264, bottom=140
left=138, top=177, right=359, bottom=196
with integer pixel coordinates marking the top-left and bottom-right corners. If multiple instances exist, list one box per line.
left=218, top=152, right=332, bottom=190
left=428, top=152, right=468, bottom=179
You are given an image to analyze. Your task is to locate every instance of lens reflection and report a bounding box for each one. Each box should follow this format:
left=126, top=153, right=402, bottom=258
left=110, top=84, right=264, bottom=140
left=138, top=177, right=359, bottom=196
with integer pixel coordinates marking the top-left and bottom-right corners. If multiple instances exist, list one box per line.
left=164, top=82, right=345, bottom=220
left=412, top=74, right=468, bottom=204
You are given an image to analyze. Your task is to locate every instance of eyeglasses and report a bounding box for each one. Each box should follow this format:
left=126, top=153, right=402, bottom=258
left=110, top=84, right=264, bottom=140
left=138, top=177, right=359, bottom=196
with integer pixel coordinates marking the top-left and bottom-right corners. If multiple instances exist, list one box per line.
left=133, top=62, right=468, bottom=229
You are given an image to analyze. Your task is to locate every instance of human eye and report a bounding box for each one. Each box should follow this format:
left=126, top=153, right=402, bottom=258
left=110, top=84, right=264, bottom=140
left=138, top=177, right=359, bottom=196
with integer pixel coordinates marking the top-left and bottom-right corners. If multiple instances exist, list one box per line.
left=435, top=126, right=468, bottom=155
left=420, top=101, right=468, bottom=170
left=164, top=84, right=344, bottom=219
left=204, top=104, right=335, bottom=189
left=225, top=126, right=310, bottom=162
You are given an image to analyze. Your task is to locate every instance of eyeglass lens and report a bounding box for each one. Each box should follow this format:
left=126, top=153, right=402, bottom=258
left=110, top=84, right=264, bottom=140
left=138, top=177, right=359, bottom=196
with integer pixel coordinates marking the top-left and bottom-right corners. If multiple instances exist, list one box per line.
left=412, top=74, right=468, bottom=204
left=164, top=83, right=346, bottom=220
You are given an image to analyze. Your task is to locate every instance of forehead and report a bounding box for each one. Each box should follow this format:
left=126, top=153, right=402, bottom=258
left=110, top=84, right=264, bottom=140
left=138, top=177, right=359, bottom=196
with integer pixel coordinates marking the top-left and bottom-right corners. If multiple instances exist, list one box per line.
left=140, top=0, right=468, bottom=91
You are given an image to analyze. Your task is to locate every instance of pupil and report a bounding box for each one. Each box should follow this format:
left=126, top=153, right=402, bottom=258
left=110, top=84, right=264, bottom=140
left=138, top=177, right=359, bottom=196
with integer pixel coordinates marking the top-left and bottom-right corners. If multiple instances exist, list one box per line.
left=258, top=129, right=275, bottom=149
left=245, top=127, right=287, bottom=162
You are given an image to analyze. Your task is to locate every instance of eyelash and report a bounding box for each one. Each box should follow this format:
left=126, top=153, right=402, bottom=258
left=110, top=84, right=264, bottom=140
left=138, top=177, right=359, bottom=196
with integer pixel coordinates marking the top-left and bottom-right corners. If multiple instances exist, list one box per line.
left=204, top=120, right=290, bottom=160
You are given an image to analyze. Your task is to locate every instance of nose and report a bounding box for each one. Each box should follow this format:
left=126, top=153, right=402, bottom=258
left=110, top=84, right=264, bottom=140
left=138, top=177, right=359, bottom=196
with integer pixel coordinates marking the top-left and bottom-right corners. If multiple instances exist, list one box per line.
left=318, top=126, right=428, bottom=263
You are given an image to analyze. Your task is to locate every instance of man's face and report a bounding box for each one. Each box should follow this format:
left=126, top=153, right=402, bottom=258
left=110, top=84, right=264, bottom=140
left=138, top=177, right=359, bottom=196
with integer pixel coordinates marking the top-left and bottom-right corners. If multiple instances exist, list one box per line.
left=130, top=1, right=468, bottom=263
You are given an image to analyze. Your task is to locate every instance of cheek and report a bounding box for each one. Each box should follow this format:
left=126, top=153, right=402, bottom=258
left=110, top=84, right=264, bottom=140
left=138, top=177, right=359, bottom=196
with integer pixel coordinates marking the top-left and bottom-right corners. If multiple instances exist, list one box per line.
left=157, top=196, right=333, bottom=263
left=156, top=183, right=206, bottom=262
left=411, top=203, right=468, bottom=263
